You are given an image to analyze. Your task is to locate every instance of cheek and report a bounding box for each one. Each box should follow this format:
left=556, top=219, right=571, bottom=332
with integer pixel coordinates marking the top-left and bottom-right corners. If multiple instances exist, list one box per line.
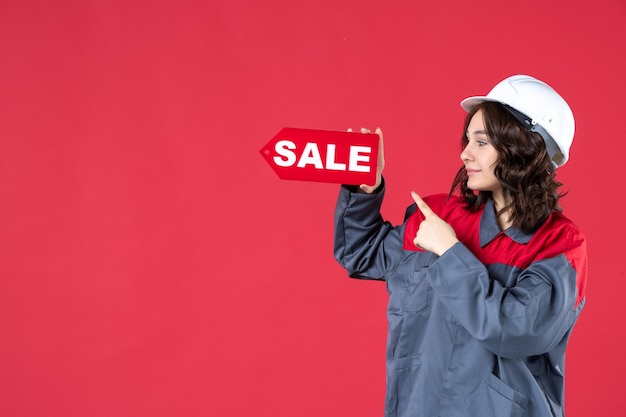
left=486, top=153, right=499, bottom=173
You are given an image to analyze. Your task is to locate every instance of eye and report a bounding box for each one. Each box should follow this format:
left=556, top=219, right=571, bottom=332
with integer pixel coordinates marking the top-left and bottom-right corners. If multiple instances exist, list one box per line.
left=477, top=140, right=488, bottom=147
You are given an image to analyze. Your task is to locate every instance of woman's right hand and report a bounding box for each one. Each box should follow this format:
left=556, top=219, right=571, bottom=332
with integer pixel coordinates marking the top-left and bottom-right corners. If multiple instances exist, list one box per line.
left=352, top=127, right=384, bottom=193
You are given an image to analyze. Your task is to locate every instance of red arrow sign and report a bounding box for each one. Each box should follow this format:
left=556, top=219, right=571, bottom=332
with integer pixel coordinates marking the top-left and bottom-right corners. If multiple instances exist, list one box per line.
left=260, top=128, right=379, bottom=185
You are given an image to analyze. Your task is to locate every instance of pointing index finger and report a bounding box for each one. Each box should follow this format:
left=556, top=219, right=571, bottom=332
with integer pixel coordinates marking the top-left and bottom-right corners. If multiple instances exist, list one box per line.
left=411, top=191, right=435, bottom=218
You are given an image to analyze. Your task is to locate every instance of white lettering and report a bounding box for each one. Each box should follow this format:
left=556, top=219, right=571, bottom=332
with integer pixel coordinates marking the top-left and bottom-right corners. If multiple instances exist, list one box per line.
left=325, top=144, right=346, bottom=171
left=348, top=146, right=371, bottom=172
left=273, top=140, right=297, bottom=167
left=272, top=141, right=372, bottom=173
left=297, top=142, right=324, bottom=169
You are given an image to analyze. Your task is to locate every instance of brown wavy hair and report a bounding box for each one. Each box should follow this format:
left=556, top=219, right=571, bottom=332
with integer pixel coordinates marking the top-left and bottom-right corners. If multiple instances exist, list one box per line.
left=449, top=101, right=565, bottom=233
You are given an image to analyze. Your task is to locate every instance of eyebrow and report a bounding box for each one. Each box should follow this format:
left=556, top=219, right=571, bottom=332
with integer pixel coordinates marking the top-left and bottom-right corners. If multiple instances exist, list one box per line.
left=466, top=129, right=488, bottom=136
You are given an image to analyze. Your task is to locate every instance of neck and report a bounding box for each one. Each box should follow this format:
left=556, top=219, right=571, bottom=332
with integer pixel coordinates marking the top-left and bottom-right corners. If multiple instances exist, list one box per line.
left=492, top=191, right=513, bottom=231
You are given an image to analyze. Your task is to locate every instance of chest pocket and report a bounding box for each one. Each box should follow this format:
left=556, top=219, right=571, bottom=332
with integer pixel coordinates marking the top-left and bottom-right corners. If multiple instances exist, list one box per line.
left=401, top=252, right=437, bottom=313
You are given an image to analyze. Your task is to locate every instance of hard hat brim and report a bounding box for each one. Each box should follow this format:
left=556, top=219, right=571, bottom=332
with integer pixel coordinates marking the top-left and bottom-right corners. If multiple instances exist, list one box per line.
left=460, top=96, right=501, bottom=112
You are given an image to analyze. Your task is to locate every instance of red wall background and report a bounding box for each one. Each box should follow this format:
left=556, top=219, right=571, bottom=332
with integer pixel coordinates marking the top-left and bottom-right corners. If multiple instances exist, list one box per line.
left=1, top=0, right=624, bottom=416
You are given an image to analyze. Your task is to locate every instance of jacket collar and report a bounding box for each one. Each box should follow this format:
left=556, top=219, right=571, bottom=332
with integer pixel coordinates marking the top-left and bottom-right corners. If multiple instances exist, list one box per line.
left=480, top=199, right=534, bottom=247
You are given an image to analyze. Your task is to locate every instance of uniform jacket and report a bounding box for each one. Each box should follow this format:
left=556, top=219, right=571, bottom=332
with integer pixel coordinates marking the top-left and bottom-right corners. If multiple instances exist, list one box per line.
left=334, top=182, right=587, bottom=417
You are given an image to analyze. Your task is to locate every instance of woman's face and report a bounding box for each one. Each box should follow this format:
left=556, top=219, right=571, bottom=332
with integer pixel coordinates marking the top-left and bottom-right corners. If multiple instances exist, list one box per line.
left=460, top=109, right=502, bottom=194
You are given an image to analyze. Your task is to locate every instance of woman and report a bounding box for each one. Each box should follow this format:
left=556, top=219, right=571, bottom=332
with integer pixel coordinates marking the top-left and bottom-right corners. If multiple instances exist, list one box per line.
left=334, top=75, right=587, bottom=417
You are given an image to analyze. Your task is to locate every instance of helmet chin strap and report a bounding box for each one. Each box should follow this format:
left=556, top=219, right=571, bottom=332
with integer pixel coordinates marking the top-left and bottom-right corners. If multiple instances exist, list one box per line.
left=502, top=105, right=564, bottom=168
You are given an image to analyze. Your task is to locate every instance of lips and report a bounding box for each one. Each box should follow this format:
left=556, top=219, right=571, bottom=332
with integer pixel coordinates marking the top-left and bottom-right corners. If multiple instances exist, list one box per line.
left=466, top=168, right=480, bottom=175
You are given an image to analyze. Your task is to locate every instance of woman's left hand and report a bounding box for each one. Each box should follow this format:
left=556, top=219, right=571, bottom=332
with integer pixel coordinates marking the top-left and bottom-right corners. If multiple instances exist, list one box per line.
left=411, top=191, right=459, bottom=256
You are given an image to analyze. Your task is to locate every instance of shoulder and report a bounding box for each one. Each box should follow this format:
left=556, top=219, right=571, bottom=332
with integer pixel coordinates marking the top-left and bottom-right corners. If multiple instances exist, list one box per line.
left=537, top=211, right=586, bottom=248
left=531, top=211, right=587, bottom=269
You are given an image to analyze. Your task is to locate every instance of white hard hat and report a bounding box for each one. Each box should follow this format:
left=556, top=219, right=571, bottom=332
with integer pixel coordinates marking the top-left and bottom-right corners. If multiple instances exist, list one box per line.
left=460, top=74, right=575, bottom=167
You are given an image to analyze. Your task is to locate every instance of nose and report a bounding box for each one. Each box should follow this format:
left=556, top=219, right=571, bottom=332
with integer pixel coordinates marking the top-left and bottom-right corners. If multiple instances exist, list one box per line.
left=460, top=143, right=472, bottom=162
